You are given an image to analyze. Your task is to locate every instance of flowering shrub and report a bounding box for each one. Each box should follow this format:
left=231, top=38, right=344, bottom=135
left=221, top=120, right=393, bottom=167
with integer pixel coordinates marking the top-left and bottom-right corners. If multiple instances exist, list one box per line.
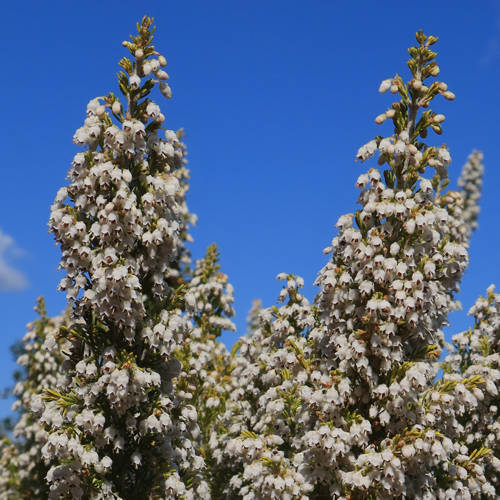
left=36, top=17, right=209, bottom=499
left=0, top=19, right=498, bottom=500
left=0, top=298, right=70, bottom=498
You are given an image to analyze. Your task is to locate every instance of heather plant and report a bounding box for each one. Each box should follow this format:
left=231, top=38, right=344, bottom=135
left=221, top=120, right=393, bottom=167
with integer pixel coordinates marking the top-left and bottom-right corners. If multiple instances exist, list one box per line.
left=443, top=285, right=500, bottom=492
left=175, top=243, right=236, bottom=490
left=0, top=298, right=70, bottom=499
left=38, top=17, right=209, bottom=499
left=456, top=151, right=483, bottom=244
left=1, top=20, right=499, bottom=500
left=216, top=273, right=317, bottom=498
left=213, top=31, right=497, bottom=498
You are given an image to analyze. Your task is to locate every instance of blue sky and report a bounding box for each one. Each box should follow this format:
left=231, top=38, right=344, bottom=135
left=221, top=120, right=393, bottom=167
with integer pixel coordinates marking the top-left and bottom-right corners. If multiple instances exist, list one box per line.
left=1, top=0, right=500, bottom=418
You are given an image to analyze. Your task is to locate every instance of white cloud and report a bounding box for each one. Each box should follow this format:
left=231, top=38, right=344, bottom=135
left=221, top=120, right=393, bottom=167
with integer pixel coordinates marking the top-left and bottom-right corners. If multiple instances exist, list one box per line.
left=480, top=2, right=500, bottom=66
left=480, top=38, right=500, bottom=66
left=0, top=229, right=29, bottom=292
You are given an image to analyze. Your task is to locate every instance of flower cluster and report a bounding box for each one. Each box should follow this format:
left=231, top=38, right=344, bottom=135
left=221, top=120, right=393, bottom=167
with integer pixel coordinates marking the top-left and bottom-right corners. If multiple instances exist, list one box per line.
left=443, top=285, right=500, bottom=492
left=39, top=18, right=208, bottom=499
left=457, top=151, right=484, bottom=243
left=0, top=298, right=69, bottom=499
left=210, top=31, right=497, bottom=499
left=175, top=243, right=236, bottom=494
left=1, top=23, right=499, bottom=500
left=215, top=274, right=317, bottom=499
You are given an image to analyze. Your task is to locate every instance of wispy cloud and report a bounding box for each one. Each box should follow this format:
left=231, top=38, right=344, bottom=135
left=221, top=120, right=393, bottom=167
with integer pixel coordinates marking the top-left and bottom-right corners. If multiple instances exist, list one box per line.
left=480, top=37, right=500, bottom=67
left=0, top=229, right=29, bottom=292
left=480, top=2, right=500, bottom=66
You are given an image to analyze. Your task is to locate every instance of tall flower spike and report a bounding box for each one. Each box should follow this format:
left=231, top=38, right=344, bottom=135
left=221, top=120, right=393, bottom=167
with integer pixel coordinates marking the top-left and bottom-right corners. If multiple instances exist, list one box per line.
left=246, top=298, right=263, bottom=334
left=211, top=32, right=494, bottom=499
left=41, top=18, right=208, bottom=499
left=308, top=31, right=493, bottom=497
left=443, top=285, right=500, bottom=493
left=215, top=273, right=317, bottom=499
left=0, top=298, right=70, bottom=499
left=458, top=150, right=484, bottom=240
left=175, top=243, right=236, bottom=494
left=318, top=30, right=465, bottom=375
left=317, top=29, right=464, bottom=387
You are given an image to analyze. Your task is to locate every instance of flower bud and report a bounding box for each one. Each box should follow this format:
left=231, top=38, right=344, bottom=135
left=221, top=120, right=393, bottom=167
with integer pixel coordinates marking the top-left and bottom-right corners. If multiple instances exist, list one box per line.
left=386, top=109, right=396, bottom=118
left=408, top=144, right=418, bottom=155
left=112, top=101, right=121, bottom=115
left=390, top=84, right=398, bottom=94
left=96, top=105, right=106, bottom=116
left=160, top=82, right=172, bottom=99
left=135, top=49, right=144, bottom=58
left=412, top=79, right=422, bottom=90
left=379, top=79, right=392, bottom=93
left=159, top=55, right=167, bottom=66
left=156, top=70, right=169, bottom=81
left=429, top=64, right=440, bottom=76
left=375, top=114, right=387, bottom=124
left=433, top=114, right=445, bottom=123
left=442, top=91, right=455, bottom=101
